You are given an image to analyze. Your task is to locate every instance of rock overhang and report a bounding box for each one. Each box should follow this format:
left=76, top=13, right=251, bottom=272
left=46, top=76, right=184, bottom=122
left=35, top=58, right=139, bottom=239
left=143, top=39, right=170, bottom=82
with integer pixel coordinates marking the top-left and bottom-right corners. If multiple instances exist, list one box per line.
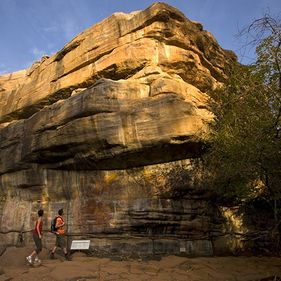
left=0, top=2, right=236, bottom=173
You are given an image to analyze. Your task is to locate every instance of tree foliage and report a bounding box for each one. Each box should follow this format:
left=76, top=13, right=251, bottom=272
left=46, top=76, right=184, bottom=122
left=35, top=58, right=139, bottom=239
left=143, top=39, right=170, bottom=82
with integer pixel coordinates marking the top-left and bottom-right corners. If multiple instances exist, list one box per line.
left=201, top=15, right=281, bottom=211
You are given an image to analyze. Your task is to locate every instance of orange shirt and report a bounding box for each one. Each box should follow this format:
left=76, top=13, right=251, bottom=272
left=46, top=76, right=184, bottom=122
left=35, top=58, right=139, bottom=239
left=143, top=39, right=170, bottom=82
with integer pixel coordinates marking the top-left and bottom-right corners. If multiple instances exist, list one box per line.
left=56, top=216, right=65, bottom=235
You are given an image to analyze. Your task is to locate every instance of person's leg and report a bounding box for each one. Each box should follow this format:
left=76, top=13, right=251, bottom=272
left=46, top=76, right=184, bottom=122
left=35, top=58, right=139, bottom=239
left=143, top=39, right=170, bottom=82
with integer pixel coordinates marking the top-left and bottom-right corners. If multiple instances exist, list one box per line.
left=26, top=250, right=36, bottom=264
left=51, top=246, right=57, bottom=253
left=50, top=246, right=57, bottom=259
left=31, top=250, right=36, bottom=256
left=50, top=235, right=59, bottom=259
left=34, top=238, right=42, bottom=262
left=58, top=235, right=70, bottom=260
left=26, top=234, right=40, bottom=263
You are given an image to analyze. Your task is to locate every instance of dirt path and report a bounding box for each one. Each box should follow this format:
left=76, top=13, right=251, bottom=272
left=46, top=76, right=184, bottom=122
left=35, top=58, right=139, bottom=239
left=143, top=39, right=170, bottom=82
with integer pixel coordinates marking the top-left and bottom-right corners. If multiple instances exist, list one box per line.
left=0, top=247, right=280, bottom=281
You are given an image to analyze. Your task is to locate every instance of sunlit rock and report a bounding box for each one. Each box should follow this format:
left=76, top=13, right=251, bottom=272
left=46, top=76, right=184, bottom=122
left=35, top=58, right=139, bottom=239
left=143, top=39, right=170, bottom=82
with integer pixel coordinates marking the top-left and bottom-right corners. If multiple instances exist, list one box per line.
left=0, top=2, right=237, bottom=255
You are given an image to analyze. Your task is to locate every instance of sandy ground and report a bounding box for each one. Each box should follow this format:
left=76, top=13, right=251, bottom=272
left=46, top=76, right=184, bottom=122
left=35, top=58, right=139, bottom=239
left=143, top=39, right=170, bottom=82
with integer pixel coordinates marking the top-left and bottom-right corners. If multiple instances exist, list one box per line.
left=0, top=246, right=280, bottom=281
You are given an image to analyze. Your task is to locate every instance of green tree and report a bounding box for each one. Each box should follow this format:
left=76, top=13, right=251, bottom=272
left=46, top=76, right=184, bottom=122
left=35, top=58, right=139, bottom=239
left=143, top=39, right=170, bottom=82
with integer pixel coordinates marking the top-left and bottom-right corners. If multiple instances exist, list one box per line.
left=201, top=15, right=281, bottom=222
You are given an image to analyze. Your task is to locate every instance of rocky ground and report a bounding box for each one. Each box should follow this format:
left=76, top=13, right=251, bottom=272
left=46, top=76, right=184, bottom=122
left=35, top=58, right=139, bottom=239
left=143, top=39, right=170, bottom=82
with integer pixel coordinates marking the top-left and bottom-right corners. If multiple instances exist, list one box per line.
left=0, top=246, right=280, bottom=281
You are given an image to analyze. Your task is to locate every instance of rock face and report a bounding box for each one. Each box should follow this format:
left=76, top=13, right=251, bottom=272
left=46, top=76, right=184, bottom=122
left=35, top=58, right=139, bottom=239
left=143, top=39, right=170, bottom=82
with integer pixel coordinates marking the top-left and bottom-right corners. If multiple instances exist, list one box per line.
left=0, top=3, right=236, bottom=255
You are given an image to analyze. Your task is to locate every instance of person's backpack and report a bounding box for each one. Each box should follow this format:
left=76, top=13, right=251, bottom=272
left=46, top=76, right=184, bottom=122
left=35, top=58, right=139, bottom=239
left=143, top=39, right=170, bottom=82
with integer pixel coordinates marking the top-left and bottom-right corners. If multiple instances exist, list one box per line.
left=50, top=216, right=58, bottom=233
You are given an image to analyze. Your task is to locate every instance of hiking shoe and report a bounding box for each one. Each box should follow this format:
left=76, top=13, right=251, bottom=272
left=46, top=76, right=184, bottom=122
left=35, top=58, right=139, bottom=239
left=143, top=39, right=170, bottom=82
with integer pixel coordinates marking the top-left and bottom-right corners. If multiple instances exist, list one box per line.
left=50, top=252, right=55, bottom=259
left=34, top=257, right=41, bottom=263
left=26, top=256, right=32, bottom=264
left=65, top=254, right=71, bottom=261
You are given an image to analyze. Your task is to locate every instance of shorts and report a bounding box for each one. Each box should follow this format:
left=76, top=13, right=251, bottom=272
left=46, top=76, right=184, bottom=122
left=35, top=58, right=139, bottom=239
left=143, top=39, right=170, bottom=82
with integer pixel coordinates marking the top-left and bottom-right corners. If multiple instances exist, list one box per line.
left=33, top=233, right=42, bottom=254
left=55, top=234, right=66, bottom=248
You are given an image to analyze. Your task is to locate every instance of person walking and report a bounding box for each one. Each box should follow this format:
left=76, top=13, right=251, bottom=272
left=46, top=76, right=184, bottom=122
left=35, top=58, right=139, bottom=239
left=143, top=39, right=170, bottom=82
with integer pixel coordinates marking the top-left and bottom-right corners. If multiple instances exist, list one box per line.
left=26, top=209, right=44, bottom=265
left=50, top=208, right=70, bottom=260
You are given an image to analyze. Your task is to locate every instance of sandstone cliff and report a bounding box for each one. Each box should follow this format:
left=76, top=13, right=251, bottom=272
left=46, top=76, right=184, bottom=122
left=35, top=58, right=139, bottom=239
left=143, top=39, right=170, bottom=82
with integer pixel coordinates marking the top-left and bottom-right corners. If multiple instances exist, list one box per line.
left=0, top=3, right=236, bottom=256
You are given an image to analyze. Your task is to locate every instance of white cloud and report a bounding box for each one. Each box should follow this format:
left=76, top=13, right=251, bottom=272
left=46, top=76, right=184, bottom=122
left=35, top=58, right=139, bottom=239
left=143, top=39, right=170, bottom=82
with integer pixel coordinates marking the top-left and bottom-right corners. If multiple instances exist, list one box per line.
left=31, top=47, right=47, bottom=60
left=43, top=25, right=59, bottom=33
left=47, top=42, right=56, bottom=52
left=60, top=18, right=79, bottom=41
left=0, top=63, right=10, bottom=75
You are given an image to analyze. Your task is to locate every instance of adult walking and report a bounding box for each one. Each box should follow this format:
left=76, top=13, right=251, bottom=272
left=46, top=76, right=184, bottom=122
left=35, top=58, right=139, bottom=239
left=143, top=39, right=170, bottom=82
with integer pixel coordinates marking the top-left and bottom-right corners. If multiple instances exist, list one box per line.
left=50, top=208, right=70, bottom=260
left=26, top=209, right=44, bottom=265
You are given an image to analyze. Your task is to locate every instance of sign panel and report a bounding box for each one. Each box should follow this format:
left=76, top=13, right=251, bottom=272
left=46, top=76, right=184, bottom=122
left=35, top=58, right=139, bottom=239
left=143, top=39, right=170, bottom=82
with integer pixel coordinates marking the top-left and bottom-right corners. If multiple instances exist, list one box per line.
left=70, top=240, right=91, bottom=250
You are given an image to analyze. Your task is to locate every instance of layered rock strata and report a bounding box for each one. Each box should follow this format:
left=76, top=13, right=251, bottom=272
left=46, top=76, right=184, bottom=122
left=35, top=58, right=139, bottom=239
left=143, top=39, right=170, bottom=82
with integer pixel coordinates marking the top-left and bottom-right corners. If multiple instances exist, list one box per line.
left=0, top=2, right=236, bottom=255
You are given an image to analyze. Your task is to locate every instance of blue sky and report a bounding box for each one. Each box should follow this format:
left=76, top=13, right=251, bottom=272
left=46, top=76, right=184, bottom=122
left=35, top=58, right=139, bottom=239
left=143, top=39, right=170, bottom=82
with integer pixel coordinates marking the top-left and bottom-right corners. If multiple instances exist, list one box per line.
left=0, top=0, right=280, bottom=74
